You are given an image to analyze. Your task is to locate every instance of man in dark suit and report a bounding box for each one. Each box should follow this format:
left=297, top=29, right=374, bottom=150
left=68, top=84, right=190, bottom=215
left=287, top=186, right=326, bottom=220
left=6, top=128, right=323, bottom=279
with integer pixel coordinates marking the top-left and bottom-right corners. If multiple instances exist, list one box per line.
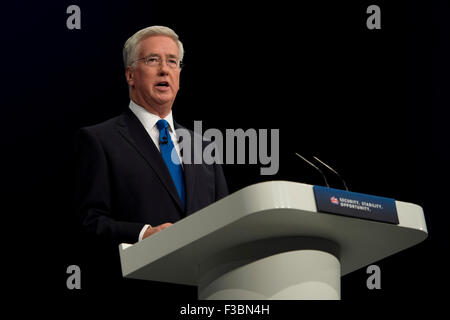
left=75, top=26, right=228, bottom=289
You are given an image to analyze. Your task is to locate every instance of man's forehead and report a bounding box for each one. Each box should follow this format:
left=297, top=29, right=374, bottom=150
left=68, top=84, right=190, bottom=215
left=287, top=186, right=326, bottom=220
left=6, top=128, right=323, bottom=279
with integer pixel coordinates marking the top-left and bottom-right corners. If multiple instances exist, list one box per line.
left=139, top=35, right=178, bottom=51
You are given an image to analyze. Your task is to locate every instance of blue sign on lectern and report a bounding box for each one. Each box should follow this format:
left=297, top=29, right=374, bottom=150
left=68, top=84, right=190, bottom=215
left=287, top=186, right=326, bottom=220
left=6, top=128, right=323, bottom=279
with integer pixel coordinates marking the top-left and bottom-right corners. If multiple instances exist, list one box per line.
left=313, top=186, right=399, bottom=224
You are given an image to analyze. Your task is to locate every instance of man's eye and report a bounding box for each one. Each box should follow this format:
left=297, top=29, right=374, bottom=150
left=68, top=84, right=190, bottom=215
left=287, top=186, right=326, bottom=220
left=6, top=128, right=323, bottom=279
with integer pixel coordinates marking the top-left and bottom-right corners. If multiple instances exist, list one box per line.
left=147, top=57, right=159, bottom=63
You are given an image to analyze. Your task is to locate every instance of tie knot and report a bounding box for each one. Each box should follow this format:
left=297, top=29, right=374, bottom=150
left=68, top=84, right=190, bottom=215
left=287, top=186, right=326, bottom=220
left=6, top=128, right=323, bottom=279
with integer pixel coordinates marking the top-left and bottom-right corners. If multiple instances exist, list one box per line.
left=156, top=119, right=169, bottom=131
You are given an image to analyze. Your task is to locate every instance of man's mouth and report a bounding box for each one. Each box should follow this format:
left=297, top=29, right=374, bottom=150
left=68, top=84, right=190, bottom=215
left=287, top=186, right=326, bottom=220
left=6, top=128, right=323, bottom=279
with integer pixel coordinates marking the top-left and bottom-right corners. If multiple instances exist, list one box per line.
left=156, top=81, right=169, bottom=87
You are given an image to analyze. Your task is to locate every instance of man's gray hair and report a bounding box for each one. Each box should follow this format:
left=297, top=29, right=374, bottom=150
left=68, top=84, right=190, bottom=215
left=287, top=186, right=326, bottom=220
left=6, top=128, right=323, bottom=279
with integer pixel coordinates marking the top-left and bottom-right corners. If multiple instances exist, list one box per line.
left=123, top=25, right=184, bottom=69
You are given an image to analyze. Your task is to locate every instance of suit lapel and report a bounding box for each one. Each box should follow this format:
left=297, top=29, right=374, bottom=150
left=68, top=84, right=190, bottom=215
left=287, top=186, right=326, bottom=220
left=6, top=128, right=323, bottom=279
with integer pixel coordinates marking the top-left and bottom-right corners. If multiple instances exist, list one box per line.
left=174, top=121, right=197, bottom=213
left=116, top=109, right=184, bottom=212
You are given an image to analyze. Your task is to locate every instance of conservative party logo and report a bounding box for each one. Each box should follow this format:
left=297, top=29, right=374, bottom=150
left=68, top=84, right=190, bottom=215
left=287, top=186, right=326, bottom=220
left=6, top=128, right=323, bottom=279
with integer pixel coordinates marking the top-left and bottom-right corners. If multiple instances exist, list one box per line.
left=314, top=185, right=399, bottom=224
left=330, top=196, right=339, bottom=205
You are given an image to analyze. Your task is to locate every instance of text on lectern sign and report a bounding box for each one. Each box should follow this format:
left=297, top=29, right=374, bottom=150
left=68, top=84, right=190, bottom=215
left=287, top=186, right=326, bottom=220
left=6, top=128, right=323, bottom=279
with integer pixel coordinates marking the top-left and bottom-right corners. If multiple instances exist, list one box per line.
left=313, top=186, right=399, bottom=224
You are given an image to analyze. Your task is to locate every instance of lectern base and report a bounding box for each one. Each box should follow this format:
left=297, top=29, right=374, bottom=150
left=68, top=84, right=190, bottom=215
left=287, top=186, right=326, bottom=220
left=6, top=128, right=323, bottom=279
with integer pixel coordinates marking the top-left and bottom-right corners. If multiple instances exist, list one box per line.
left=198, top=249, right=341, bottom=300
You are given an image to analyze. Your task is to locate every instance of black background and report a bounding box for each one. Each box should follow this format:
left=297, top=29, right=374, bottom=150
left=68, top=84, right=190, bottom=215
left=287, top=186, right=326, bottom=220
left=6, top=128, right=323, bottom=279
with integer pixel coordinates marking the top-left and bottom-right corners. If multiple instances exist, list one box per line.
left=3, top=0, right=449, bottom=317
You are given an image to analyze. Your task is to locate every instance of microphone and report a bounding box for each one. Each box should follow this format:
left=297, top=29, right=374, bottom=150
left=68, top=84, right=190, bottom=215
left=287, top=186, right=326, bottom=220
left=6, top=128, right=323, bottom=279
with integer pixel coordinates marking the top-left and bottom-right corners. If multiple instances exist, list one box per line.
left=295, top=152, right=329, bottom=188
left=160, top=136, right=168, bottom=145
left=312, top=156, right=349, bottom=191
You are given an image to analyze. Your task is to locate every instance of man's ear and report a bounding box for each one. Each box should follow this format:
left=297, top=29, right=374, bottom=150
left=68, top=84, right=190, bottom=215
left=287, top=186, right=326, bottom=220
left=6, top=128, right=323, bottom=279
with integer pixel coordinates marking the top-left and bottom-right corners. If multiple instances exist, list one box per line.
left=126, top=66, right=135, bottom=87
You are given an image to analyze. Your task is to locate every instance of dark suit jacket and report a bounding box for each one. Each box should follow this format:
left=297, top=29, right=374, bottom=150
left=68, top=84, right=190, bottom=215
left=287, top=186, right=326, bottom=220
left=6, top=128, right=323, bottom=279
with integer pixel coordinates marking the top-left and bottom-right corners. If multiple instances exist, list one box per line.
left=76, top=108, right=228, bottom=246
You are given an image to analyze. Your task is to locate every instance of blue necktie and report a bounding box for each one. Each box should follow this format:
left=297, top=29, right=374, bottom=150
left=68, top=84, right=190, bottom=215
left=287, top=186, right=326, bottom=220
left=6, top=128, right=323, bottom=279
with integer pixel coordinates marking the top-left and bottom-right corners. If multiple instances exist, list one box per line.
left=156, top=119, right=186, bottom=209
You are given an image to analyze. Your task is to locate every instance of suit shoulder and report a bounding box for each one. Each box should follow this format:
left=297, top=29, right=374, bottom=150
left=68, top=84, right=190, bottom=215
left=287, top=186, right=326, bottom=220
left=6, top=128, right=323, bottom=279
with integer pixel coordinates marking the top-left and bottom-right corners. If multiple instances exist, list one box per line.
left=78, top=114, right=125, bottom=139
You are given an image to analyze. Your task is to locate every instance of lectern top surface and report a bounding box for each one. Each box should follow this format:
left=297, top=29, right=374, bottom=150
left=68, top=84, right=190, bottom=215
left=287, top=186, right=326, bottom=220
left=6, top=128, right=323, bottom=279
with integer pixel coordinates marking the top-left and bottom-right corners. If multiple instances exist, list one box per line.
left=119, top=181, right=427, bottom=285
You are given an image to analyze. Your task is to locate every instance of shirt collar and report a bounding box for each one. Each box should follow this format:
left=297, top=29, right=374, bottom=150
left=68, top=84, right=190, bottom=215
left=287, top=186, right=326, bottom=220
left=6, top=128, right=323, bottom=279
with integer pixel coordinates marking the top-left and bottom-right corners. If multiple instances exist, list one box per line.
left=129, top=100, right=175, bottom=133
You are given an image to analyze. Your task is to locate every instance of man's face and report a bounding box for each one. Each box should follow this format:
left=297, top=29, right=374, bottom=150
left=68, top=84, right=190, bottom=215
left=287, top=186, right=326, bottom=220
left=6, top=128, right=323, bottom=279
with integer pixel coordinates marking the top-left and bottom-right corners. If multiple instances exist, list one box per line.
left=127, top=36, right=181, bottom=110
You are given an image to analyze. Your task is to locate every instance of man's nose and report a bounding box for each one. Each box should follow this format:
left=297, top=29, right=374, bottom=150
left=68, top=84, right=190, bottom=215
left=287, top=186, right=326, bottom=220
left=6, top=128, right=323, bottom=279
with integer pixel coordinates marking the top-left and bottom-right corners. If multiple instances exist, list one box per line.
left=158, top=61, right=170, bottom=75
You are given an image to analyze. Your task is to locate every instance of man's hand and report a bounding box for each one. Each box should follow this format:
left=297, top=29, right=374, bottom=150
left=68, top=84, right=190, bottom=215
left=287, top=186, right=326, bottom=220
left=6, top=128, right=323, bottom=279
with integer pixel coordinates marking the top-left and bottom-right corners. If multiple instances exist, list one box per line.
left=142, top=223, right=173, bottom=240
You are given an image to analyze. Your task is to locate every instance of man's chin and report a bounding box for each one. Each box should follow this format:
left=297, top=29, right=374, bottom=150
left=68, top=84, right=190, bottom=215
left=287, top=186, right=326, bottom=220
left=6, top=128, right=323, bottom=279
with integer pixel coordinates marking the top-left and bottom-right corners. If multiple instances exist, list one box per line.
left=154, top=97, right=173, bottom=106
left=154, top=93, right=175, bottom=104
left=148, top=95, right=175, bottom=110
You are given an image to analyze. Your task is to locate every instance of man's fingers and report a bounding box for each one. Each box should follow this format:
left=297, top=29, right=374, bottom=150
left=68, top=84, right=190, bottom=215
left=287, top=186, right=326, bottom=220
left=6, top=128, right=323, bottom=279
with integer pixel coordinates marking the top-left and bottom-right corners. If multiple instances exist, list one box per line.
left=152, top=223, right=172, bottom=231
left=160, top=222, right=173, bottom=228
left=155, top=223, right=172, bottom=232
left=143, top=223, right=173, bottom=239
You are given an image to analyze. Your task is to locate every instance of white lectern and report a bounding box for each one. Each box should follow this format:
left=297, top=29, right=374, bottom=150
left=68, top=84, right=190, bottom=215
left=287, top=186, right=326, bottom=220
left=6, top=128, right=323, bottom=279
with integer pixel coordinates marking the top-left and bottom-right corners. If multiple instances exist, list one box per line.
left=119, top=181, right=427, bottom=300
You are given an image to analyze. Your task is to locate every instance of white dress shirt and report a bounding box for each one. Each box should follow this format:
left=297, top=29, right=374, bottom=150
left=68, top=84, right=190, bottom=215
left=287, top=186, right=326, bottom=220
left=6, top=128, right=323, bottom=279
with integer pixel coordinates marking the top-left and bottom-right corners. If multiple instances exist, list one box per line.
left=128, top=100, right=183, bottom=242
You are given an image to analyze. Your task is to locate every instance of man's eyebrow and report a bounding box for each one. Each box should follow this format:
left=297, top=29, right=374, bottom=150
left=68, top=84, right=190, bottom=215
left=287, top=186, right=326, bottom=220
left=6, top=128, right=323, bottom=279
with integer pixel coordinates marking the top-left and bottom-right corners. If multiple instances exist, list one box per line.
left=145, top=53, right=179, bottom=59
